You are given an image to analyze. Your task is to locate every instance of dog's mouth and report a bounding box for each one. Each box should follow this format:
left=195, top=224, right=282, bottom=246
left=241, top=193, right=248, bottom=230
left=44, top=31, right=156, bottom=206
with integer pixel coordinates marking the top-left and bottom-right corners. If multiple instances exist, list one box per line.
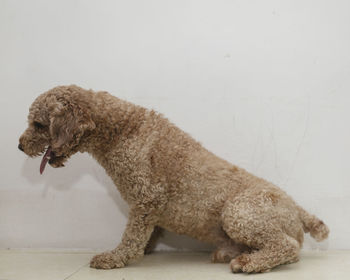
left=40, top=146, right=65, bottom=174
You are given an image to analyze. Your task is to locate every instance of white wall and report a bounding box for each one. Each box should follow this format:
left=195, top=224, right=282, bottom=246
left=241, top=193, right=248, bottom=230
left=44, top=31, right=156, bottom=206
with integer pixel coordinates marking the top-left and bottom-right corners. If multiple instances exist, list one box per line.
left=1, top=0, right=349, bottom=250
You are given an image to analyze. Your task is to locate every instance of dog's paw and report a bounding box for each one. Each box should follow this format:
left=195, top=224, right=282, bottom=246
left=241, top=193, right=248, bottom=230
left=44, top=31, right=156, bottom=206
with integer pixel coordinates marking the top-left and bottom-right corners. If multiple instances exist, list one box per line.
left=230, top=254, right=271, bottom=273
left=230, top=254, right=252, bottom=273
left=211, top=247, right=241, bottom=263
left=90, top=251, right=125, bottom=269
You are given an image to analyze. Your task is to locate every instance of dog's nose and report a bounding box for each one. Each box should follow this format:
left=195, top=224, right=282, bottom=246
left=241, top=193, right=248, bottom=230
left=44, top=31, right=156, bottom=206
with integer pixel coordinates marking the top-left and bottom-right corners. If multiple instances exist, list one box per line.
left=18, top=143, right=24, bottom=151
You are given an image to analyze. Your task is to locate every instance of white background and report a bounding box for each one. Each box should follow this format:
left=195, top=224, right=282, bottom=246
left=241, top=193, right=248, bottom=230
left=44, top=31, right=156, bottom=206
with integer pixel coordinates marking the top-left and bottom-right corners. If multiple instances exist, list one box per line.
left=1, top=0, right=349, bottom=251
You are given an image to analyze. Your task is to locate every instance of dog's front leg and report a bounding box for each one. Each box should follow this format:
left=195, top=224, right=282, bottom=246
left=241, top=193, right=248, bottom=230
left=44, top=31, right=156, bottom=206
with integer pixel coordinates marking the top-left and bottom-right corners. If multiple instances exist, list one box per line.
left=90, top=208, right=156, bottom=269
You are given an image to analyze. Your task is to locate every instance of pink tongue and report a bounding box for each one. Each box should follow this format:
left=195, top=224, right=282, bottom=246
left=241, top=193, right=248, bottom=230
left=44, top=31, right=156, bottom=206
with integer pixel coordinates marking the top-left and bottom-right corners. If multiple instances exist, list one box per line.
left=40, top=146, right=52, bottom=175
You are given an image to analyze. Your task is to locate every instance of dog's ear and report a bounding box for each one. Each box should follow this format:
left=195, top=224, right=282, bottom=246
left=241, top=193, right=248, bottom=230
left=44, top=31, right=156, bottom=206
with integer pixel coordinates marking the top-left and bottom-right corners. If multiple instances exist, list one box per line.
left=49, top=99, right=95, bottom=152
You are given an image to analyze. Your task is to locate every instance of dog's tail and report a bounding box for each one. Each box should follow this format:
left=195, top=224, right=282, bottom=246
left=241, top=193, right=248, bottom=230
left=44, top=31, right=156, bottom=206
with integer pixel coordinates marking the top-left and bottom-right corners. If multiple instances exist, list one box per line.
left=298, top=206, right=329, bottom=241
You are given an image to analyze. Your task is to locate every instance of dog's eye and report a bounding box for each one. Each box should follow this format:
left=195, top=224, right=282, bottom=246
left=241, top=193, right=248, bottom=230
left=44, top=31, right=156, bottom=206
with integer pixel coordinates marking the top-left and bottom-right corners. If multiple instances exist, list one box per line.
left=33, top=121, right=46, bottom=129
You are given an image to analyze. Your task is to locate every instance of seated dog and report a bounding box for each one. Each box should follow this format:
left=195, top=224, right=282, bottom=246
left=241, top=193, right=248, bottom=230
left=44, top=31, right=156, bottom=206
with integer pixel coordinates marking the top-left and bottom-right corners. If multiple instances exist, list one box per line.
left=18, top=85, right=329, bottom=273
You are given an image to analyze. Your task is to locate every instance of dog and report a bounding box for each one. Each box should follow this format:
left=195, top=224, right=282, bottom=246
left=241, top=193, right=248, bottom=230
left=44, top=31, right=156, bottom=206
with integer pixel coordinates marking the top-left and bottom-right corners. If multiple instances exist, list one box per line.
left=18, top=85, right=329, bottom=273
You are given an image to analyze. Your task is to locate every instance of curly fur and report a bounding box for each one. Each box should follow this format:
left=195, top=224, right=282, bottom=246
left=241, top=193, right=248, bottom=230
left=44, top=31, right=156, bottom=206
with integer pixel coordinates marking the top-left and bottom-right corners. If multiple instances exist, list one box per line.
left=19, top=85, right=329, bottom=273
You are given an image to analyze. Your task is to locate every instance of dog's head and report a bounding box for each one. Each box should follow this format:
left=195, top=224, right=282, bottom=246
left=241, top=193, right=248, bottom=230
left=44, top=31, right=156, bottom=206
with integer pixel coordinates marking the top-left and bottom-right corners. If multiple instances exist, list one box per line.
left=18, top=85, right=96, bottom=174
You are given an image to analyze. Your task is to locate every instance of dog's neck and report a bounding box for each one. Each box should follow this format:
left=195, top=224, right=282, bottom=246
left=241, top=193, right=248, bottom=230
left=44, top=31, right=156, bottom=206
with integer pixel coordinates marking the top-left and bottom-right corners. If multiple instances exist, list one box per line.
left=79, top=91, right=149, bottom=169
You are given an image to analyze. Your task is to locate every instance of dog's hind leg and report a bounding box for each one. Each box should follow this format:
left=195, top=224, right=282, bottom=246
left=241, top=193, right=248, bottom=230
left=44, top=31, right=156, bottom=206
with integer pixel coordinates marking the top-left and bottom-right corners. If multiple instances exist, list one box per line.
left=229, top=234, right=300, bottom=273
left=221, top=195, right=301, bottom=273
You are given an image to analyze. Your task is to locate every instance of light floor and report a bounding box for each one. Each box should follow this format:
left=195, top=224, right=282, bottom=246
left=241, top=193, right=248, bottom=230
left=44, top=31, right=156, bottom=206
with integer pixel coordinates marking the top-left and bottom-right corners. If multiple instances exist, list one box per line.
left=0, top=250, right=348, bottom=280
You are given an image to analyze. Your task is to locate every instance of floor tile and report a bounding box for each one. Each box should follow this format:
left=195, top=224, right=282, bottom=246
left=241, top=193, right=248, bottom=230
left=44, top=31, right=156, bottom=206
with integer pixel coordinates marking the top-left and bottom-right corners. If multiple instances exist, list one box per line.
left=69, top=251, right=350, bottom=280
left=0, top=250, right=93, bottom=280
left=0, top=250, right=349, bottom=280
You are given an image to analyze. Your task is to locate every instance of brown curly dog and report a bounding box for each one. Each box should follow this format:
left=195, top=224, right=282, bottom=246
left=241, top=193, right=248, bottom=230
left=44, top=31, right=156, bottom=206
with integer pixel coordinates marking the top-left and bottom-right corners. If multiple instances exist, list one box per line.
left=18, top=85, right=329, bottom=273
